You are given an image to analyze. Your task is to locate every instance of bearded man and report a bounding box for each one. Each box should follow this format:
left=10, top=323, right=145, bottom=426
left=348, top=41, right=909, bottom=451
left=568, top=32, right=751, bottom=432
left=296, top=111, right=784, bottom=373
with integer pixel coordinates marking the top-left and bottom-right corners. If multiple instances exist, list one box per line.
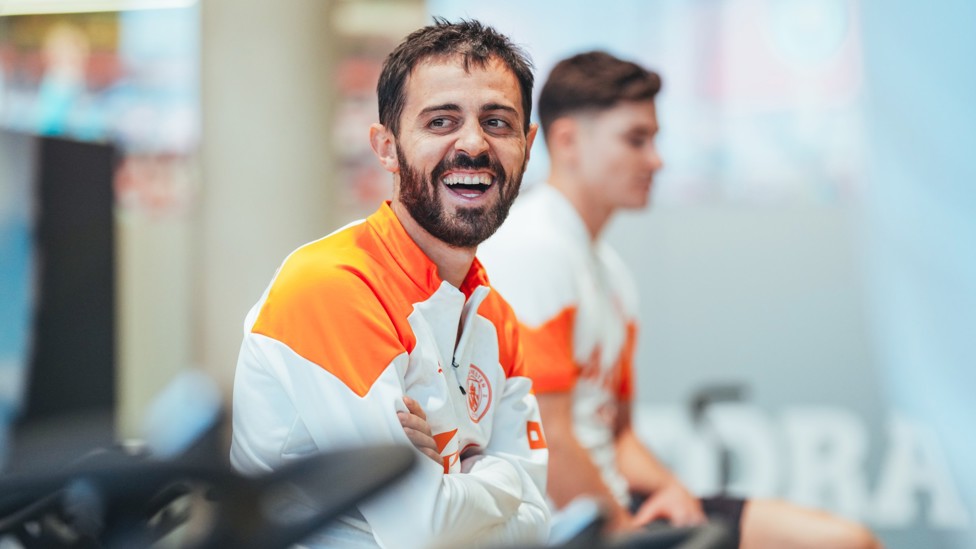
left=229, top=18, right=548, bottom=549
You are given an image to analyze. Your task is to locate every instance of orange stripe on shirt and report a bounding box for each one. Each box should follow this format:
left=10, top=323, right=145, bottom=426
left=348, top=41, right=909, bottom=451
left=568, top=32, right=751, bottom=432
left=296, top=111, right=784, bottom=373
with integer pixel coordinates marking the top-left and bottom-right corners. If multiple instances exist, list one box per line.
left=617, top=320, right=638, bottom=401
left=518, top=306, right=578, bottom=394
left=433, top=429, right=458, bottom=454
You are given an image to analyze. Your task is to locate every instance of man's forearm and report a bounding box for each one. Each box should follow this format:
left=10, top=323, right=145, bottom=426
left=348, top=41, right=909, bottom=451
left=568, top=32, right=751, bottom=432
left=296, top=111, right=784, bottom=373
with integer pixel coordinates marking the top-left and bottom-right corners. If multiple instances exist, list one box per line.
left=615, top=425, right=677, bottom=494
left=538, top=391, right=633, bottom=529
left=548, top=431, right=633, bottom=529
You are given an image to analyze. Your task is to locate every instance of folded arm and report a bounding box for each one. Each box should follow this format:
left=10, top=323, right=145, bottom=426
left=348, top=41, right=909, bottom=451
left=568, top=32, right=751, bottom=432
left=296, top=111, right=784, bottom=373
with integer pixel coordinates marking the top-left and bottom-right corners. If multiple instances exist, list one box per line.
left=234, top=333, right=546, bottom=548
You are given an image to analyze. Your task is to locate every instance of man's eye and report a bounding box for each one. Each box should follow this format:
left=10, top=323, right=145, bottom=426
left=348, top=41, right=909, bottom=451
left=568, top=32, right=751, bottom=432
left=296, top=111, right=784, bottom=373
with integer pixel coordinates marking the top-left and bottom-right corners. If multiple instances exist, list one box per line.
left=484, top=119, right=511, bottom=129
left=429, top=118, right=450, bottom=129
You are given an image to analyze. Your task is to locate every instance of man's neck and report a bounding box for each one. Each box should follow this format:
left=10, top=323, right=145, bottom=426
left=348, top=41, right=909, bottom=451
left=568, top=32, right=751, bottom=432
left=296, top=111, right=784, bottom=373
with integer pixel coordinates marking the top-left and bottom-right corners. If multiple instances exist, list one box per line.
left=391, top=200, right=476, bottom=289
left=547, top=169, right=613, bottom=240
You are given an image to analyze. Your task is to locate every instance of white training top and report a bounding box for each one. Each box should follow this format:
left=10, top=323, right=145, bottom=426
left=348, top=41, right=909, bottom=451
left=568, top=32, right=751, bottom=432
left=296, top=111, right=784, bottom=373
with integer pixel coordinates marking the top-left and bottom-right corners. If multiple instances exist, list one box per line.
left=480, top=184, right=641, bottom=507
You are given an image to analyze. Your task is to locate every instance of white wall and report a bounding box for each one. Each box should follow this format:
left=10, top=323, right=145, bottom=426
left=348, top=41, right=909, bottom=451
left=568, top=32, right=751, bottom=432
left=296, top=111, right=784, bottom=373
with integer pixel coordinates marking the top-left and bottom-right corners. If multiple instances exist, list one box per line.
left=607, top=204, right=881, bottom=411
left=196, top=0, right=338, bottom=404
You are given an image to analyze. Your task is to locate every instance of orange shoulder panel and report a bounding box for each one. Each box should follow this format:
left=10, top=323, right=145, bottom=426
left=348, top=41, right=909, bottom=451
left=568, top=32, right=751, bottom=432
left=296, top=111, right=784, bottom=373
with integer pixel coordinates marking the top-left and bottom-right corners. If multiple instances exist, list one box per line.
left=518, top=306, right=578, bottom=394
left=251, top=232, right=417, bottom=397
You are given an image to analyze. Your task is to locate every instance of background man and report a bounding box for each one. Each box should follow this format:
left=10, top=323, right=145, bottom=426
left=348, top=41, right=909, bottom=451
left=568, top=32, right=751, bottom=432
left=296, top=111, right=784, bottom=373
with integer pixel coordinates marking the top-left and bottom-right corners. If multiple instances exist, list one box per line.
left=230, top=19, right=548, bottom=549
left=479, top=50, right=882, bottom=549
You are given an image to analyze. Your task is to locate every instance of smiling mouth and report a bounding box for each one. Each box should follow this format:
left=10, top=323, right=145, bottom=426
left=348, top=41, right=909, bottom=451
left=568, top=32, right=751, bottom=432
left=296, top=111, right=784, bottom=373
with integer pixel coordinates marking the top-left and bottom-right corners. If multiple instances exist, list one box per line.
left=442, top=173, right=494, bottom=199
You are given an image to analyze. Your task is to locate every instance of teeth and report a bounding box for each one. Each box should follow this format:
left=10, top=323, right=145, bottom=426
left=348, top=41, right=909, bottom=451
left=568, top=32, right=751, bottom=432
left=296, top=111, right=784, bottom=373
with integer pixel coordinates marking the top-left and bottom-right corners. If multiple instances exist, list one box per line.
left=443, top=174, right=492, bottom=186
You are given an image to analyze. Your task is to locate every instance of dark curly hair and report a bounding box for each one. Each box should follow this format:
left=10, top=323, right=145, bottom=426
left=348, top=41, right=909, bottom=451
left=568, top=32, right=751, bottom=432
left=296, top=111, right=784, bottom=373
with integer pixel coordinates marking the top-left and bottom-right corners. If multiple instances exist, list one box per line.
left=377, top=17, right=535, bottom=137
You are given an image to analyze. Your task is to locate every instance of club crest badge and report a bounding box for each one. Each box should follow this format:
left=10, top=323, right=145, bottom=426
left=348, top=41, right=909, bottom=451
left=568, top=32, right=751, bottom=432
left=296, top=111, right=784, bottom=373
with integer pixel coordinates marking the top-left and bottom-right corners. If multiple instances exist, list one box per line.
left=466, top=364, right=492, bottom=423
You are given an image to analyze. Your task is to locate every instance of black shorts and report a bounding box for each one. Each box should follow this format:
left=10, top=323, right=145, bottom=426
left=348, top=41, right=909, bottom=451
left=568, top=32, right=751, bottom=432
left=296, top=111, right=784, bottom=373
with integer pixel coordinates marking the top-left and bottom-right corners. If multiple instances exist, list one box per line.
left=630, top=493, right=747, bottom=548
left=700, top=496, right=746, bottom=546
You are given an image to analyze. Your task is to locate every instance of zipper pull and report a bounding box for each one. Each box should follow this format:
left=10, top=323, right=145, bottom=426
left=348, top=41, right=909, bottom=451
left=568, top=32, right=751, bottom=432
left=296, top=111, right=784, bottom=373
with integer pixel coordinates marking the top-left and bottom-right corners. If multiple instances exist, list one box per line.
left=452, top=359, right=466, bottom=395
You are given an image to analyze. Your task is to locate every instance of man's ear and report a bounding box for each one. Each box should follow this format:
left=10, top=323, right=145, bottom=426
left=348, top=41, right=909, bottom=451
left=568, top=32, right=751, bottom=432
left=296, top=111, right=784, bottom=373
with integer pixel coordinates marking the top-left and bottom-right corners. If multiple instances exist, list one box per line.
left=524, top=122, right=539, bottom=162
left=369, top=123, right=399, bottom=173
left=546, top=117, right=579, bottom=164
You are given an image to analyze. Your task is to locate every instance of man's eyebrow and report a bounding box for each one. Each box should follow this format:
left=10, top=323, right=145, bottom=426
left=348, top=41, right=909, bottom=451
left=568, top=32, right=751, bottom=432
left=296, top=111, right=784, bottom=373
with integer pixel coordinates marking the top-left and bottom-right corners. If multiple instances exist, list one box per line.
left=627, top=124, right=659, bottom=135
left=419, top=103, right=462, bottom=116
left=481, top=103, right=518, bottom=115
left=418, top=103, right=519, bottom=117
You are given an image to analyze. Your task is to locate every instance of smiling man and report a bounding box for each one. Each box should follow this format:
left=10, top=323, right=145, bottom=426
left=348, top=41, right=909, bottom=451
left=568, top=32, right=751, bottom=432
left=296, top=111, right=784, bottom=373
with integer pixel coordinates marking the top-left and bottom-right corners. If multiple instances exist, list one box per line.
left=230, top=19, right=547, bottom=549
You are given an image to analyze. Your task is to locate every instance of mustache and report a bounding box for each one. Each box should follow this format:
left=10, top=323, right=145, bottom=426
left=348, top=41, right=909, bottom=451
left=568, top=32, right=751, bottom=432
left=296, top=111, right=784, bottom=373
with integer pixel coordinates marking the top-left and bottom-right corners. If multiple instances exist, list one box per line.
left=449, top=152, right=491, bottom=170
left=431, top=152, right=503, bottom=183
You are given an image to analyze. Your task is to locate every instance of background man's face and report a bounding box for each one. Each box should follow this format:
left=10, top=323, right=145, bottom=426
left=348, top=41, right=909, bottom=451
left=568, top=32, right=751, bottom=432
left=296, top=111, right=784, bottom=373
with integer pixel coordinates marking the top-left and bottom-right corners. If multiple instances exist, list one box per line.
left=576, top=100, right=662, bottom=210
left=392, top=56, right=536, bottom=249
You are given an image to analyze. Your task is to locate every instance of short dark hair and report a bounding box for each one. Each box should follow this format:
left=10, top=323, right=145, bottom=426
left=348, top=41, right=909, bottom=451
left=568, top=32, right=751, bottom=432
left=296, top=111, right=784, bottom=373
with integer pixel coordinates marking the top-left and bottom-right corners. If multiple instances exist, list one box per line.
left=377, top=17, right=534, bottom=137
left=538, top=50, right=661, bottom=139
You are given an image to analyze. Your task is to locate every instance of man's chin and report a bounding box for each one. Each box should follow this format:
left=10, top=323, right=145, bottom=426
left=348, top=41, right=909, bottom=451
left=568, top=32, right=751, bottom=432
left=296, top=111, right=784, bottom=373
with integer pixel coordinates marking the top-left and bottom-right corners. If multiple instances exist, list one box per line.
left=444, top=207, right=509, bottom=249
left=437, top=226, right=490, bottom=250
left=626, top=191, right=652, bottom=210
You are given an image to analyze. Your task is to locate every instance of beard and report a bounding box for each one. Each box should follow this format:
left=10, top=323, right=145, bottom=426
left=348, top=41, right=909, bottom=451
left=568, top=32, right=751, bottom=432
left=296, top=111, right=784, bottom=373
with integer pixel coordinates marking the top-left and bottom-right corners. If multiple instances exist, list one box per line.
left=396, top=147, right=525, bottom=249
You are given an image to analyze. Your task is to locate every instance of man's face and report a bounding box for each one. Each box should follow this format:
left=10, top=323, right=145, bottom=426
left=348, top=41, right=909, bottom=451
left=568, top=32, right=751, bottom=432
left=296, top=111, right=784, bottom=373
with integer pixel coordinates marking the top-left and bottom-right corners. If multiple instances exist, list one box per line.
left=575, top=100, right=662, bottom=210
left=390, top=56, right=536, bottom=249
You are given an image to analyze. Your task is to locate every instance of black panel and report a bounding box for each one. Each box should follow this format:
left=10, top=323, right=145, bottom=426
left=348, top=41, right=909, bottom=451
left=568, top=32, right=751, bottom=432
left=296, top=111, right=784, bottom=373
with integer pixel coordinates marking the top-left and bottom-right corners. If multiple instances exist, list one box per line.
left=24, top=136, right=117, bottom=423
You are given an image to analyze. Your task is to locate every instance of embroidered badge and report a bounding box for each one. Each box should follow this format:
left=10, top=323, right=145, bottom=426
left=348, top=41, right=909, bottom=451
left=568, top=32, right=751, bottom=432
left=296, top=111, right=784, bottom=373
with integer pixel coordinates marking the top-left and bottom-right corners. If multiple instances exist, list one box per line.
left=466, top=364, right=492, bottom=423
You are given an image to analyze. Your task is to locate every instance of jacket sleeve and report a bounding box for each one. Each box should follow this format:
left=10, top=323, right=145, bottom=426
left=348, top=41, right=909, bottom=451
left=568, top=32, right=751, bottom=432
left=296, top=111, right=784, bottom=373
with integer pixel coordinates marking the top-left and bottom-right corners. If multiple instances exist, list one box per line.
left=454, top=374, right=550, bottom=545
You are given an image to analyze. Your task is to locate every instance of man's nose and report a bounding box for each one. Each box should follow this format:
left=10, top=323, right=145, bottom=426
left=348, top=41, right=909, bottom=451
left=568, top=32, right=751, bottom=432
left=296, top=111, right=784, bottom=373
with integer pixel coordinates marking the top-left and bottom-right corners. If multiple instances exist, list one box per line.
left=647, top=145, right=663, bottom=172
left=454, top=121, right=489, bottom=157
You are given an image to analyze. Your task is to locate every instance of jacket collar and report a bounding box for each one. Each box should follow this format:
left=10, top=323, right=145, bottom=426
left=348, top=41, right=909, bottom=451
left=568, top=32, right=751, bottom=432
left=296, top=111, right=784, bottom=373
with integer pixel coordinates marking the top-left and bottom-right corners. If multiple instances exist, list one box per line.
left=367, top=201, right=489, bottom=299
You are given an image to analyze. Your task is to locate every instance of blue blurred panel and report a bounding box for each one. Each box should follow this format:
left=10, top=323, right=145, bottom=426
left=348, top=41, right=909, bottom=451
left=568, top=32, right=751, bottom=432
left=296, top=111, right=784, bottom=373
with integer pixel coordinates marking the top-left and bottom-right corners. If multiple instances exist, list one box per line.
left=860, top=1, right=976, bottom=547
left=114, top=7, right=200, bottom=152
left=0, top=131, right=37, bottom=454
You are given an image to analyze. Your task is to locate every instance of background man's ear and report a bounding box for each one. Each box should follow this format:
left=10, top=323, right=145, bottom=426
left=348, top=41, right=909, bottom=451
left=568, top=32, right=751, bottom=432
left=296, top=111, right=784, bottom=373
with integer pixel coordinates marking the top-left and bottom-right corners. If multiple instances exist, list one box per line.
left=369, top=123, right=399, bottom=173
left=547, top=117, right=580, bottom=164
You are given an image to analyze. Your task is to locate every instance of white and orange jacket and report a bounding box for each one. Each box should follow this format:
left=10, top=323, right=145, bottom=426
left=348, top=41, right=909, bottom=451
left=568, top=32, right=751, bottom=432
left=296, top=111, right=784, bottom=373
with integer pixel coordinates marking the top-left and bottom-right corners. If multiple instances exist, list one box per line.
left=231, top=203, right=550, bottom=548
left=479, top=184, right=639, bottom=507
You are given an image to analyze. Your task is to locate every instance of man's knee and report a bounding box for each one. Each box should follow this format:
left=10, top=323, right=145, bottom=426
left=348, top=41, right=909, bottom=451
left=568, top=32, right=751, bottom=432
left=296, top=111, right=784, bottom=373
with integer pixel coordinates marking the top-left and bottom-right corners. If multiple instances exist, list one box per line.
left=834, top=522, right=883, bottom=549
left=739, top=499, right=883, bottom=549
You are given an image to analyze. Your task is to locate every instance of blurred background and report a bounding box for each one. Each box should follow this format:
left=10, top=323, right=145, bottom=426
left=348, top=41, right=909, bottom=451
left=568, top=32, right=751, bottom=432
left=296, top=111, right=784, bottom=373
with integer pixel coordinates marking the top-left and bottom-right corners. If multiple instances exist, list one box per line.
left=0, top=0, right=973, bottom=548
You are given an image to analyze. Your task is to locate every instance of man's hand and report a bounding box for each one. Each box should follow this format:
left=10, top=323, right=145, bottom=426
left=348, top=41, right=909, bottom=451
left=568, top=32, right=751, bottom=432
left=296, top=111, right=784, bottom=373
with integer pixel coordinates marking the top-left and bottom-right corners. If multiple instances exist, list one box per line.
left=631, top=480, right=706, bottom=528
left=398, top=396, right=440, bottom=464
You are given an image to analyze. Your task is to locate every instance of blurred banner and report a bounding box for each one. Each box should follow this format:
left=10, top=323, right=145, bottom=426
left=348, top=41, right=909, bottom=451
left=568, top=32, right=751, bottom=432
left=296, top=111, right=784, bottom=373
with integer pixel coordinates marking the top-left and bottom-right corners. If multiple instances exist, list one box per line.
left=428, top=1, right=975, bottom=547
left=0, top=7, right=199, bottom=217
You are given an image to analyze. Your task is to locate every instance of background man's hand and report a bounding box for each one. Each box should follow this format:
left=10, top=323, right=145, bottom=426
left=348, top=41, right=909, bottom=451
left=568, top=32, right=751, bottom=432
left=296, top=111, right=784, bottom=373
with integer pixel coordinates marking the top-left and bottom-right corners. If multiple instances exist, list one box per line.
left=631, top=480, right=707, bottom=528
left=398, top=396, right=440, bottom=464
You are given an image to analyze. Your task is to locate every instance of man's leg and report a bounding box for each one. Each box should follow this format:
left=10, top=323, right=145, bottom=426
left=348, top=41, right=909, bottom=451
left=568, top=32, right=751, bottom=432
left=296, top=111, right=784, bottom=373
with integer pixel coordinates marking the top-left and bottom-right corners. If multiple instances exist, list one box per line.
left=738, top=499, right=882, bottom=549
